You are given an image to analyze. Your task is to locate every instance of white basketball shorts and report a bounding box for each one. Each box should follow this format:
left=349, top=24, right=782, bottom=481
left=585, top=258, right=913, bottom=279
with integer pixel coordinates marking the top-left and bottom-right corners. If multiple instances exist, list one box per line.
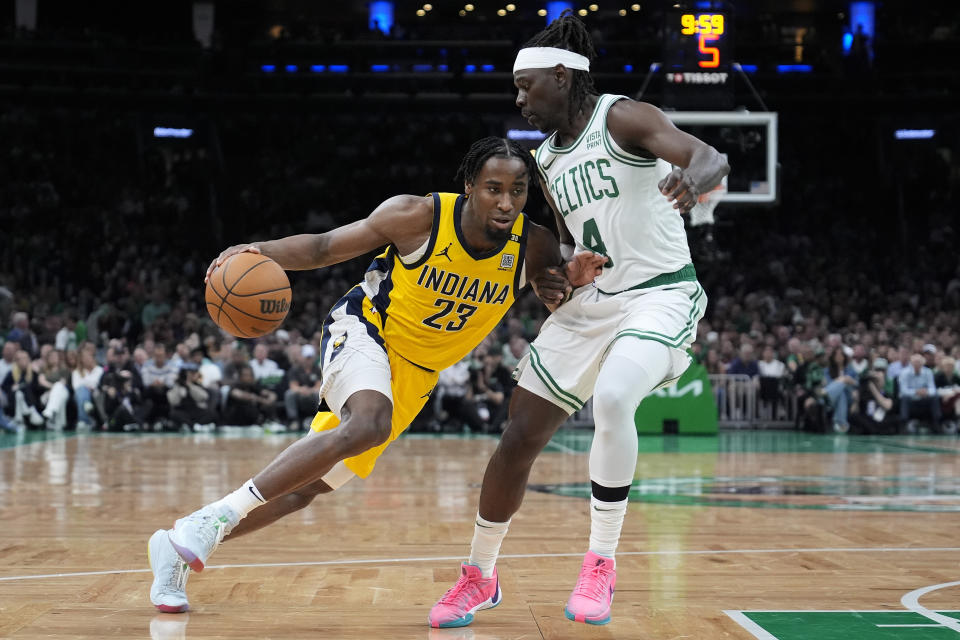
left=515, top=280, right=707, bottom=414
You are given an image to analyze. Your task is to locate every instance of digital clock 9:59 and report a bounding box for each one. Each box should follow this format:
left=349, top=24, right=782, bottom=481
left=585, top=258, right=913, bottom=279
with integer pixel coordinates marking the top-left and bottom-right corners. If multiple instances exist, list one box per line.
left=680, top=13, right=726, bottom=68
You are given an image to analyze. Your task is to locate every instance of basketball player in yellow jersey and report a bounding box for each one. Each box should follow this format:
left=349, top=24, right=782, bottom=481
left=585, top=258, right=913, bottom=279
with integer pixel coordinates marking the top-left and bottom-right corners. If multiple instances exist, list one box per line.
left=147, top=137, right=607, bottom=613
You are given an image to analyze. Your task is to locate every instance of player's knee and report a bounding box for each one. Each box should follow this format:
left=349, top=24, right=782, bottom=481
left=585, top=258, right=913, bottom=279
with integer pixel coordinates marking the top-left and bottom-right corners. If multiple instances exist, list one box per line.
left=366, top=411, right=392, bottom=447
left=338, top=406, right=392, bottom=454
left=499, top=417, right=554, bottom=461
left=592, top=385, right=636, bottom=434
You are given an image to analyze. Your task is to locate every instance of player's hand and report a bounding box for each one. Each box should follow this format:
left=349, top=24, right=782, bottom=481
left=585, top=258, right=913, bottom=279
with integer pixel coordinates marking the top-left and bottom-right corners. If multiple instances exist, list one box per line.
left=205, top=243, right=261, bottom=283
left=565, top=251, right=608, bottom=287
left=658, top=168, right=700, bottom=214
left=532, top=266, right=572, bottom=306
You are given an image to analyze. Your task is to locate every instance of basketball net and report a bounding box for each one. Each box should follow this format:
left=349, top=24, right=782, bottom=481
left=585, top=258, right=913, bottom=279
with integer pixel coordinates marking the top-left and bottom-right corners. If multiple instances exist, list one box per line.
left=656, top=159, right=726, bottom=227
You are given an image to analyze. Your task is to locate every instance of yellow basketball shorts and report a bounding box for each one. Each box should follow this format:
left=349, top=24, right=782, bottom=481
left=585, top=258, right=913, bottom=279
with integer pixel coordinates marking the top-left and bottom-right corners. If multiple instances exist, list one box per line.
left=312, top=287, right=438, bottom=478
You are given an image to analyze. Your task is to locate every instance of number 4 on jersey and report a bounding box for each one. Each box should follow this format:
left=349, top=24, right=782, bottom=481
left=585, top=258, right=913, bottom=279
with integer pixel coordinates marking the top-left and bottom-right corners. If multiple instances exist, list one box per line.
left=583, top=218, right=614, bottom=267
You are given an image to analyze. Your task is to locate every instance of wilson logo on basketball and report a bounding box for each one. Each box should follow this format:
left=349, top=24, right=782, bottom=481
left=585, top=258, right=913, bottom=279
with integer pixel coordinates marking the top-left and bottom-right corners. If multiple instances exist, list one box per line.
left=260, top=298, right=290, bottom=314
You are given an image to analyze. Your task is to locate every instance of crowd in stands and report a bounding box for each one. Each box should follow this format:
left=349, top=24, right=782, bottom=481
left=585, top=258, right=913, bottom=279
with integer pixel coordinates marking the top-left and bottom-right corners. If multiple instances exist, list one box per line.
left=2, top=103, right=958, bottom=436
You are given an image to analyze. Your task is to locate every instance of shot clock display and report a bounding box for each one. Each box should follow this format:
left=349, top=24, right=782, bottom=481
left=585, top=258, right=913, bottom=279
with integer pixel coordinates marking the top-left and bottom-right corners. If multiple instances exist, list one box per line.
left=681, top=13, right=724, bottom=68
left=668, top=11, right=729, bottom=71
left=681, top=13, right=725, bottom=37
left=662, top=9, right=733, bottom=110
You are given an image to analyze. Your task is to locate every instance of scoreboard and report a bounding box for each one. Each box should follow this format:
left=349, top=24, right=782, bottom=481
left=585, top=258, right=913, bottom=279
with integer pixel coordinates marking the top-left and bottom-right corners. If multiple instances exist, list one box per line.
left=662, top=9, right=734, bottom=110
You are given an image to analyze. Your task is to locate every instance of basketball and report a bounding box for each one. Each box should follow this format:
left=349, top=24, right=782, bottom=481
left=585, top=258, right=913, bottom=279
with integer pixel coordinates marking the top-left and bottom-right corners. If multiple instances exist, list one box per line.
left=204, top=252, right=291, bottom=338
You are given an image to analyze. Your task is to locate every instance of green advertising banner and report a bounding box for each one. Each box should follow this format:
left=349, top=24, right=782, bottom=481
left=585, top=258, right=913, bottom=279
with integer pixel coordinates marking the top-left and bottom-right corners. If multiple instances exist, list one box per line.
left=634, top=363, right=718, bottom=435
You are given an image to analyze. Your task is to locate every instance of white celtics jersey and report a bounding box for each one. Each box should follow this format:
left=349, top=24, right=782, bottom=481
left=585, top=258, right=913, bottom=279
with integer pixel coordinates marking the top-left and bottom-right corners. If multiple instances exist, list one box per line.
left=535, top=94, right=694, bottom=294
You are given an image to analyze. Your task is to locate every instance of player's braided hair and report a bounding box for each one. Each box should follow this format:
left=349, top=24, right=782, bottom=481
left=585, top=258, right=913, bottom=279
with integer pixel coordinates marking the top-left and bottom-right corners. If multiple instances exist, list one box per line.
left=522, top=10, right=598, bottom=126
left=455, top=137, right=538, bottom=187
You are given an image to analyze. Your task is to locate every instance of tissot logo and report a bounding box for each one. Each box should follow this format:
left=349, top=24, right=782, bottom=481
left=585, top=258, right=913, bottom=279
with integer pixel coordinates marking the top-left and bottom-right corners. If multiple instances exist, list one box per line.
left=260, top=298, right=289, bottom=314
left=667, top=72, right=728, bottom=84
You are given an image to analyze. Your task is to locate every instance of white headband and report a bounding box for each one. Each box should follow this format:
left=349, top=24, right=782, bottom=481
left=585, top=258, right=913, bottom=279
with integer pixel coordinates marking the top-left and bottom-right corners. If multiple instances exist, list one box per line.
left=513, top=47, right=590, bottom=73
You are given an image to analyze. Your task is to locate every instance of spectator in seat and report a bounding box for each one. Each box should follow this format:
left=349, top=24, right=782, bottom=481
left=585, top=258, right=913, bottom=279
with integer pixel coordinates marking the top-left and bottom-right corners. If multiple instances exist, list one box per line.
left=886, top=346, right=911, bottom=382
left=757, top=345, right=787, bottom=419
left=222, top=364, right=279, bottom=428
left=922, top=343, right=938, bottom=370
left=796, top=346, right=827, bottom=432
left=727, top=343, right=760, bottom=378
left=850, top=344, right=870, bottom=377
left=823, top=346, right=858, bottom=433
left=283, top=344, right=321, bottom=431
left=0, top=342, right=16, bottom=403
left=99, top=367, right=143, bottom=432
left=898, top=353, right=940, bottom=433
left=167, top=363, right=218, bottom=432
left=189, top=347, right=222, bottom=392
left=434, top=355, right=485, bottom=433
left=132, top=347, right=149, bottom=375
left=757, top=345, right=786, bottom=379
left=7, top=312, right=39, bottom=358
left=471, top=346, right=513, bottom=432
left=934, top=356, right=960, bottom=432
left=704, top=348, right=724, bottom=375
left=55, top=312, right=79, bottom=352
left=1, top=349, right=44, bottom=428
left=97, top=343, right=145, bottom=430
left=38, top=349, right=72, bottom=429
left=850, top=358, right=900, bottom=434
left=72, top=349, right=103, bottom=429
left=102, top=343, right=144, bottom=389
left=141, top=344, right=178, bottom=429
left=250, top=343, right=283, bottom=390
left=222, top=344, right=250, bottom=383
left=785, top=337, right=804, bottom=378
left=501, top=334, right=529, bottom=371
left=267, top=333, right=292, bottom=373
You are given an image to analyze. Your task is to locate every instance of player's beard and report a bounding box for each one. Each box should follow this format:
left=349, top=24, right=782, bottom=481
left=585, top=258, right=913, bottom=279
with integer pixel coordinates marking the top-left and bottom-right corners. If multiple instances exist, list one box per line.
left=484, top=223, right=511, bottom=245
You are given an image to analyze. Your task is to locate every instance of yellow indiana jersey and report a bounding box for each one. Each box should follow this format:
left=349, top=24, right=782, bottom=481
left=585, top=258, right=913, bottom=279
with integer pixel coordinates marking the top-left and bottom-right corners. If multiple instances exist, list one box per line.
left=359, top=192, right=527, bottom=372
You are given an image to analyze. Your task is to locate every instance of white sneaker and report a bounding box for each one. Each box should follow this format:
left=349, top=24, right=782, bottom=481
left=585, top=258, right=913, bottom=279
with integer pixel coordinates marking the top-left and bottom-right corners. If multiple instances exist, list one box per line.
left=28, top=407, right=45, bottom=427
left=263, top=421, right=287, bottom=433
left=149, top=529, right=190, bottom=613
left=168, top=505, right=238, bottom=572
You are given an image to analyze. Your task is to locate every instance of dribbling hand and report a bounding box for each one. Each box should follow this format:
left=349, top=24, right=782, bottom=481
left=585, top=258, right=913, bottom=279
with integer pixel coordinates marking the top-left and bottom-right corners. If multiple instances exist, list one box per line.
left=204, top=244, right=261, bottom=283
left=658, top=168, right=700, bottom=214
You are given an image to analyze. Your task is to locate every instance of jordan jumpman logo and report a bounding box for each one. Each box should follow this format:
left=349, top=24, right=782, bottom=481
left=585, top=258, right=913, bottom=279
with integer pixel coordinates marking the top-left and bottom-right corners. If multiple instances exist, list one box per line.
left=436, top=243, right=453, bottom=262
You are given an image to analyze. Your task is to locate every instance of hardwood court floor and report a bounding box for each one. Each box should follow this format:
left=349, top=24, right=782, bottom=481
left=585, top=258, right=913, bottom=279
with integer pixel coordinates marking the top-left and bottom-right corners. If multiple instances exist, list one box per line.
left=3, top=428, right=960, bottom=639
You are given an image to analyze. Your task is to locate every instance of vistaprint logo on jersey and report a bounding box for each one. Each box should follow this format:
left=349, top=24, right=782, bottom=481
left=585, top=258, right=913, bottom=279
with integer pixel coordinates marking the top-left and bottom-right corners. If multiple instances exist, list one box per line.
left=585, top=130, right=602, bottom=150
left=498, top=254, right=515, bottom=271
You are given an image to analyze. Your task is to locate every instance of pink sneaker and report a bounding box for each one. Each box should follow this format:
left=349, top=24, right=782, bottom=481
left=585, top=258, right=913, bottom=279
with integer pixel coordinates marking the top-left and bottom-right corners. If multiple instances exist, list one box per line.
left=428, top=564, right=501, bottom=628
left=564, top=551, right=616, bottom=625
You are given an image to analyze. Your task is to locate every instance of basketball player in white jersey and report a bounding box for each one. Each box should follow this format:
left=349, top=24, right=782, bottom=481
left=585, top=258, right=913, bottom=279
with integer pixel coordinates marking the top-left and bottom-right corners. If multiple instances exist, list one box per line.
left=429, top=12, right=729, bottom=628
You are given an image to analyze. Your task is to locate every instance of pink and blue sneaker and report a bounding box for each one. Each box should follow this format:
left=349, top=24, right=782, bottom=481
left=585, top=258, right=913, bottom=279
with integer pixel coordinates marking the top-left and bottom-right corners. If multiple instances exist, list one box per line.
left=564, top=550, right=616, bottom=625
left=428, top=563, right=501, bottom=628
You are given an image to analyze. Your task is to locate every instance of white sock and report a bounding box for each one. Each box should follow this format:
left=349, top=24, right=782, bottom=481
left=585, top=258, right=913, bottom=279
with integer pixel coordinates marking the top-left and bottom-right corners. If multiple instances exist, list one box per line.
left=589, top=496, right=628, bottom=561
left=213, top=479, right=266, bottom=522
left=467, top=513, right=510, bottom=578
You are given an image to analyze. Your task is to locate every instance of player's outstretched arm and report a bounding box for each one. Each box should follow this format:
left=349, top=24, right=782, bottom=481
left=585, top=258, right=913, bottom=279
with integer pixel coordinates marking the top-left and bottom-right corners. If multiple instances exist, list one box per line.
left=525, top=222, right=567, bottom=310
left=525, top=223, right=605, bottom=311
left=204, top=195, right=434, bottom=282
left=607, top=100, right=730, bottom=214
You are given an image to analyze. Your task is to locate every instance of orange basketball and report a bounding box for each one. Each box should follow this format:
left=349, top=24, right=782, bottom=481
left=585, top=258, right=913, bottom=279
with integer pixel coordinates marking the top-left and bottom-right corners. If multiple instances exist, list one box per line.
left=205, top=252, right=291, bottom=338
